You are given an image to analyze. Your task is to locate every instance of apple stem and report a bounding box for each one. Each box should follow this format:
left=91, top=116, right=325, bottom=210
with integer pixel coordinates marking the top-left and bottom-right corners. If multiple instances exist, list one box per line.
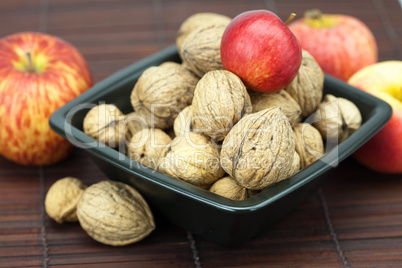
left=25, top=51, right=36, bottom=73
left=284, top=13, right=296, bottom=25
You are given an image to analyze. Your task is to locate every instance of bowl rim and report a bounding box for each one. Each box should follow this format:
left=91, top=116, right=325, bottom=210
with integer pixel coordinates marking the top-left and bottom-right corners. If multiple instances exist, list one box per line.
left=49, top=45, right=393, bottom=213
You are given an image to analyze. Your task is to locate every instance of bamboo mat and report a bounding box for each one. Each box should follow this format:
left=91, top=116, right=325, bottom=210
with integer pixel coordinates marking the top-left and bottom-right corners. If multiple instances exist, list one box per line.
left=1, top=0, right=402, bottom=267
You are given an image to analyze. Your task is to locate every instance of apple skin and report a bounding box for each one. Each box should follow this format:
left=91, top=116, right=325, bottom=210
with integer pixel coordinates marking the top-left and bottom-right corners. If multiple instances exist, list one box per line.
left=348, top=61, right=402, bottom=173
left=288, top=10, right=378, bottom=81
left=220, top=10, right=302, bottom=93
left=0, top=32, right=93, bottom=166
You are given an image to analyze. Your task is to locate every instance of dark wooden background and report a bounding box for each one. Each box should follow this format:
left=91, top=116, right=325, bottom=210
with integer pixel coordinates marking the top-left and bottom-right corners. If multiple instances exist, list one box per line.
left=1, top=0, right=402, bottom=267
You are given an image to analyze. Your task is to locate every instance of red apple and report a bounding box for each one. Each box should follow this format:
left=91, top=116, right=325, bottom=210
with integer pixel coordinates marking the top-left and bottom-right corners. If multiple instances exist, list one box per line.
left=0, top=32, right=93, bottom=166
left=348, top=61, right=402, bottom=173
left=220, top=10, right=302, bottom=93
left=288, top=9, right=378, bottom=81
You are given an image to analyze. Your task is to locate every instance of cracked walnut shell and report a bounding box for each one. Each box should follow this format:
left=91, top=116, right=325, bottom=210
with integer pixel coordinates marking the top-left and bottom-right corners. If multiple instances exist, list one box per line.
left=220, top=107, right=296, bottom=190
left=77, top=180, right=155, bottom=246
left=130, top=62, right=199, bottom=129
left=192, top=70, right=252, bottom=141
left=284, top=50, right=324, bottom=118
left=45, top=177, right=87, bottom=224
left=313, top=94, right=362, bottom=143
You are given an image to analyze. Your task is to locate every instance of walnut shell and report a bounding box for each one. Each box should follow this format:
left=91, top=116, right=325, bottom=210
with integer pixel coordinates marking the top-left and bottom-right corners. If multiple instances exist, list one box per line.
left=45, top=177, right=87, bottom=224
left=288, top=151, right=301, bottom=178
left=127, top=128, right=172, bottom=170
left=77, top=180, right=155, bottom=246
left=220, top=107, right=296, bottom=190
left=192, top=70, right=252, bottom=141
left=173, top=105, right=193, bottom=137
left=83, top=104, right=126, bottom=148
left=176, top=12, right=231, bottom=52
left=284, top=50, right=324, bottom=117
left=312, top=94, right=362, bottom=143
left=130, top=63, right=199, bottom=129
left=159, top=132, right=225, bottom=189
left=124, top=111, right=147, bottom=140
left=250, top=89, right=302, bottom=125
left=209, top=176, right=253, bottom=201
left=179, top=24, right=227, bottom=77
left=293, top=123, right=325, bottom=169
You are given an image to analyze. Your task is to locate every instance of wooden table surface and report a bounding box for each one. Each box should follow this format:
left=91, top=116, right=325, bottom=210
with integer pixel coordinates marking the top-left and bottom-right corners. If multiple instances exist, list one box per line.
left=1, top=0, right=402, bottom=267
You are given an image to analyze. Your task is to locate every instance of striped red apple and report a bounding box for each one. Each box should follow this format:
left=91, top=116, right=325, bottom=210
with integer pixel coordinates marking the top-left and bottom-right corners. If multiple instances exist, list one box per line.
left=0, top=32, right=93, bottom=166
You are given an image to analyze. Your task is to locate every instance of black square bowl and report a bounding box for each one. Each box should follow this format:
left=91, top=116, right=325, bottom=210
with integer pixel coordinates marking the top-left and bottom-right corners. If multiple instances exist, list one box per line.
left=49, top=45, right=392, bottom=246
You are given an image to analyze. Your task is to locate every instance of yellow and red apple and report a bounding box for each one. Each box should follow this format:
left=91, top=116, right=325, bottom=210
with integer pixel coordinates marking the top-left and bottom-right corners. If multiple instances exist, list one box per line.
left=348, top=61, right=402, bottom=173
left=288, top=9, right=378, bottom=81
left=0, top=32, right=93, bottom=166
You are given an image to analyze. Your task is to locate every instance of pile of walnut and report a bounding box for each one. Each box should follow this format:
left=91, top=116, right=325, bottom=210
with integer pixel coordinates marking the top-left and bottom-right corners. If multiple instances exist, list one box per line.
left=83, top=12, right=362, bottom=201
left=45, top=177, right=155, bottom=246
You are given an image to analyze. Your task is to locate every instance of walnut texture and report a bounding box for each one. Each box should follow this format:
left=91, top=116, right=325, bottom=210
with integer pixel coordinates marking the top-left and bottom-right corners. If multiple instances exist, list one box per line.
left=83, top=104, right=126, bottom=148
left=293, top=123, right=325, bottom=169
left=125, top=112, right=147, bottom=139
left=176, top=12, right=231, bottom=52
left=173, top=105, right=193, bottom=137
left=250, top=89, right=302, bottom=125
left=284, top=50, right=324, bottom=118
left=209, top=176, right=252, bottom=201
left=220, top=107, right=296, bottom=190
left=192, top=70, right=252, bottom=141
left=179, top=24, right=227, bottom=77
left=127, top=128, right=172, bottom=170
left=130, top=63, right=199, bottom=129
left=45, top=177, right=87, bottom=224
left=159, top=132, right=225, bottom=189
left=287, top=151, right=301, bottom=178
left=313, top=94, right=362, bottom=143
left=77, top=180, right=155, bottom=246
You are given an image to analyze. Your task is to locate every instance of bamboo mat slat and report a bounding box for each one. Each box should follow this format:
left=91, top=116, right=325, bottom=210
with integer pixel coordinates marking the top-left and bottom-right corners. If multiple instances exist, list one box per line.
left=0, top=0, right=401, bottom=267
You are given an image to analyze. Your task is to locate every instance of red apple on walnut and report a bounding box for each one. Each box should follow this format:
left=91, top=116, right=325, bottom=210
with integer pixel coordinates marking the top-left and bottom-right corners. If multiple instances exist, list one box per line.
left=0, top=32, right=93, bottom=166
left=288, top=9, right=378, bottom=81
left=220, top=10, right=302, bottom=93
left=348, top=61, right=402, bottom=173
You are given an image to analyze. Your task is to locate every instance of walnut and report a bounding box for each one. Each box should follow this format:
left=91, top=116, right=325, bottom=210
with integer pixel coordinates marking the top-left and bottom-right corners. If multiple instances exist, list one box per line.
left=159, top=132, right=225, bottom=189
left=130, top=63, right=199, bottom=129
left=249, top=89, right=302, bottom=125
left=173, top=105, right=193, bottom=137
left=312, top=94, right=362, bottom=143
left=83, top=104, right=126, bottom=148
left=179, top=24, right=227, bottom=77
left=176, top=12, right=231, bottom=52
left=220, top=107, right=295, bottom=190
left=45, top=177, right=87, bottom=224
left=192, top=70, right=252, bottom=141
left=293, top=123, right=325, bottom=169
left=127, top=128, right=172, bottom=170
left=209, top=176, right=254, bottom=201
left=125, top=111, right=147, bottom=139
left=77, top=180, right=155, bottom=246
left=287, top=151, right=301, bottom=178
left=284, top=50, right=324, bottom=117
